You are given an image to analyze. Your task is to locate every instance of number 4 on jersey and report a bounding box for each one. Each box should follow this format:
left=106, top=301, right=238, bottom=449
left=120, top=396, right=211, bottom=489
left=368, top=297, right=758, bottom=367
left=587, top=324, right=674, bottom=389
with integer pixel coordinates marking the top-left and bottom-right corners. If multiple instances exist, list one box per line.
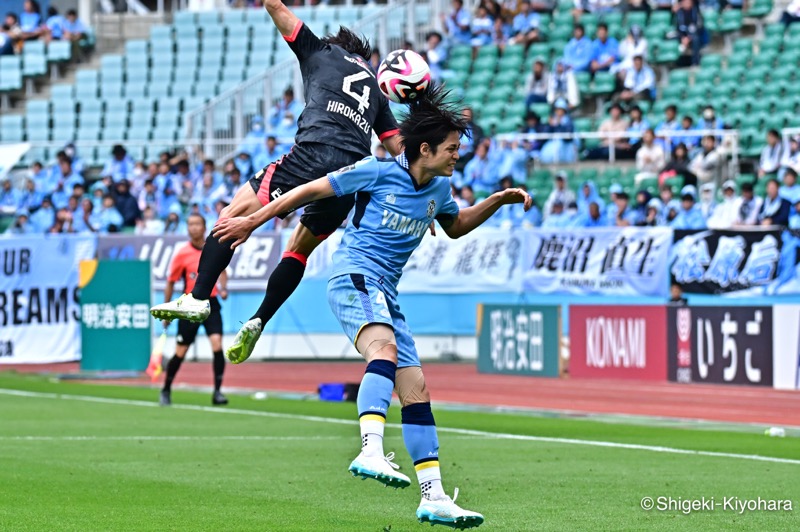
left=342, top=72, right=372, bottom=115
left=375, top=291, right=391, bottom=318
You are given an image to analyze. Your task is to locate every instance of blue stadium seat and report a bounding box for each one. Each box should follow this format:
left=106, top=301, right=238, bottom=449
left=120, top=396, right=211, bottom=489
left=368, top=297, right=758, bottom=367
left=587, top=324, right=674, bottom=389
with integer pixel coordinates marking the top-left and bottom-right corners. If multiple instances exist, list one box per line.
left=102, top=125, right=127, bottom=142
left=47, top=41, right=72, bottom=63
left=51, top=124, right=75, bottom=144
left=125, top=39, right=149, bottom=57
left=222, top=10, right=245, bottom=25
left=127, top=125, right=151, bottom=140
left=148, top=83, right=171, bottom=98
left=173, top=11, right=196, bottom=27
left=0, top=56, right=23, bottom=91
left=0, top=115, right=24, bottom=142
left=22, top=41, right=47, bottom=78
left=123, top=81, right=148, bottom=99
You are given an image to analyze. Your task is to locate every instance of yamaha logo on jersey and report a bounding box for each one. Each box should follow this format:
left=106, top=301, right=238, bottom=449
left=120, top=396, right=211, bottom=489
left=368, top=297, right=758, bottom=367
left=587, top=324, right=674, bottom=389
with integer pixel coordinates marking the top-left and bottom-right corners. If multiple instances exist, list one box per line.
left=427, top=199, right=436, bottom=219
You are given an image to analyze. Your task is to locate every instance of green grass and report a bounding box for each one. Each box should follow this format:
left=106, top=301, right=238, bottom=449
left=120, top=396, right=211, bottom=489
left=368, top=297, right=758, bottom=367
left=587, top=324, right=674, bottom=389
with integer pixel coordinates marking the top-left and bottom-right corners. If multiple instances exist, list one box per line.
left=0, top=372, right=798, bottom=531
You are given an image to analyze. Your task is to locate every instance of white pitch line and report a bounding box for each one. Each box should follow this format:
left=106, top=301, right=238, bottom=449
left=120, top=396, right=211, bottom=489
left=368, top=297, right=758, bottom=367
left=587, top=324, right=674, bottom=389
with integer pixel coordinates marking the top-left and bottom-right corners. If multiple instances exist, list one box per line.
left=0, top=436, right=343, bottom=441
left=2, top=388, right=799, bottom=466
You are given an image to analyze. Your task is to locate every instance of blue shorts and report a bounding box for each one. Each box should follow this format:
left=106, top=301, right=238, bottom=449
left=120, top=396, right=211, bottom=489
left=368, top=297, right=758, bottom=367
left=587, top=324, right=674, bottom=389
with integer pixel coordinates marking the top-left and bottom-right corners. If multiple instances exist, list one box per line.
left=327, top=273, right=420, bottom=368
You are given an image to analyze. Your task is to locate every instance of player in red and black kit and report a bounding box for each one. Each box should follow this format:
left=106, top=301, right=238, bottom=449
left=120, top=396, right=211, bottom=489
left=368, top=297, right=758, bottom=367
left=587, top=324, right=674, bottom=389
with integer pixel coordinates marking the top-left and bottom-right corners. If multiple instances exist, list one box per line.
left=160, top=214, right=229, bottom=407
left=151, top=0, right=403, bottom=364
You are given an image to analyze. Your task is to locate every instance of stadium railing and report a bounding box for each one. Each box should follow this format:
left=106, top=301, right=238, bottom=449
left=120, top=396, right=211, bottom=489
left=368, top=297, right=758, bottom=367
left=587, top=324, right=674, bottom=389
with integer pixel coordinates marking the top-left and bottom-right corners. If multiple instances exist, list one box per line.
left=184, top=0, right=431, bottom=163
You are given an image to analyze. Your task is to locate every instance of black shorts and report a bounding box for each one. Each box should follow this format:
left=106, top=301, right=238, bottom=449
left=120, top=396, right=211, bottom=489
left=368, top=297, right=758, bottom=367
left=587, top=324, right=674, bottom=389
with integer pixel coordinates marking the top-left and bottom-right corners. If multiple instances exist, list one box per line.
left=176, top=297, right=222, bottom=346
left=249, top=142, right=365, bottom=237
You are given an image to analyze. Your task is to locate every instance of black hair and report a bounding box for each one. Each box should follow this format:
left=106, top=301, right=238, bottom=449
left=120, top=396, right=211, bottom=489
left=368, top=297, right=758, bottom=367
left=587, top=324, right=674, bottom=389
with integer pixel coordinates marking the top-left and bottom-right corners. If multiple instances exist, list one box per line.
left=322, top=26, right=372, bottom=61
left=741, top=182, right=754, bottom=192
left=597, top=22, right=608, bottom=31
left=66, top=9, right=77, bottom=17
left=47, top=6, right=58, bottom=17
left=176, top=159, right=190, bottom=170
left=203, top=158, right=215, bottom=167
left=6, top=12, right=18, bottom=23
left=666, top=104, right=677, bottom=113
left=399, top=84, right=469, bottom=164
left=574, top=23, right=585, bottom=33
left=768, top=129, right=780, bottom=138
left=187, top=212, right=206, bottom=226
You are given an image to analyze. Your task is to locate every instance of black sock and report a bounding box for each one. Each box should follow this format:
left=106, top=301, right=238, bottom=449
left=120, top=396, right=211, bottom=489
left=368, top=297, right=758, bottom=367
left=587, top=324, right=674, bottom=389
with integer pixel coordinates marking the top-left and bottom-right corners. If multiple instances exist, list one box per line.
left=191, top=233, right=235, bottom=300
left=213, top=350, right=224, bottom=391
left=251, top=255, right=306, bottom=329
left=163, top=355, right=184, bottom=392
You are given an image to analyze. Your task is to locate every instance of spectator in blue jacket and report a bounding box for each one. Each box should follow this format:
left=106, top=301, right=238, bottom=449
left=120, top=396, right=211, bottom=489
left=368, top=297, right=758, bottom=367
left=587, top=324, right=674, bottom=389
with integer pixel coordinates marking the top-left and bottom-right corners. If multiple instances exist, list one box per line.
left=19, top=178, right=43, bottom=211
left=97, top=194, right=124, bottom=233
left=590, top=23, right=619, bottom=75
left=670, top=185, right=708, bottom=229
left=442, top=0, right=472, bottom=45
left=0, top=177, right=20, bottom=214
left=780, top=168, right=800, bottom=205
left=463, top=141, right=496, bottom=193
left=30, top=196, right=55, bottom=232
left=610, top=191, right=639, bottom=226
left=759, top=179, right=792, bottom=226
left=44, top=6, right=64, bottom=40
left=562, top=24, right=594, bottom=72
left=577, top=180, right=605, bottom=215
left=510, top=0, right=541, bottom=46
left=617, top=55, right=656, bottom=103
left=580, top=201, right=607, bottom=227
left=6, top=208, right=36, bottom=234
left=101, top=145, right=136, bottom=183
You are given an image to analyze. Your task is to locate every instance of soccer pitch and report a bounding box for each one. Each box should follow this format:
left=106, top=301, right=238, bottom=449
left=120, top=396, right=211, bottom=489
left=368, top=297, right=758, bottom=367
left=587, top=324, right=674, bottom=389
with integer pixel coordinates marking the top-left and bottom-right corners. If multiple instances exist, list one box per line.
left=0, top=373, right=798, bottom=531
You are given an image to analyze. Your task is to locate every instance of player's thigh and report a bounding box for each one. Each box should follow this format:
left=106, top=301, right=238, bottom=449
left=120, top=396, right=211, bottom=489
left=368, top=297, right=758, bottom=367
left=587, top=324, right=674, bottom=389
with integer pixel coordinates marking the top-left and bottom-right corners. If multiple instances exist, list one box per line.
left=299, top=194, right=356, bottom=239
left=285, top=223, right=323, bottom=256
left=390, top=304, right=421, bottom=369
left=201, top=298, right=223, bottom=351
left=221, top=181, right=262, bottom=218
left=177, top=319, right=201, bottom=348
left=327, top=274, right=397, bottom=360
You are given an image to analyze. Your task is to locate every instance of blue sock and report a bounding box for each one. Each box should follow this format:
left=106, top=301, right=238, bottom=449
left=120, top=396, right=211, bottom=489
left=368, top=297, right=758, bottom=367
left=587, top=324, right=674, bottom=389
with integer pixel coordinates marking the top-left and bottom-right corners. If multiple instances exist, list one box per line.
left=402, top=402, right=445, bottom=500
left=357, top=360, right=396, bottom=457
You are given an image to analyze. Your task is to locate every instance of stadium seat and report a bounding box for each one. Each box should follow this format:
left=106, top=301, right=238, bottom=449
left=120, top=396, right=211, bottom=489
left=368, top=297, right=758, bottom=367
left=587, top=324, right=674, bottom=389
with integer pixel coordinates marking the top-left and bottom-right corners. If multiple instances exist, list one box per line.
left=46, top=41, right=72, bottom=63
left=0, top=115, right=23, bottom=142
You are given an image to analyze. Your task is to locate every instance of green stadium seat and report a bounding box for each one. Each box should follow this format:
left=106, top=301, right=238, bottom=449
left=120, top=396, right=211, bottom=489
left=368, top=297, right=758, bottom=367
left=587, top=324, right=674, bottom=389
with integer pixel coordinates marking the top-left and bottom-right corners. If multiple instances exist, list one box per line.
left=746, top=0, right=772, bottom=18
left=588, top=71, right=615, bottom=96
left=694, top=68, right=718, bottom=85
left=726, top=52, right=750, bottom=69
left=654, top=40, right=680, bottom=64
left=700, top=54, right=723, bottom=69
left=668, top=69, right=690, bottom=86
left=719, top=67, right=743, bottom=84
left=703, top=11, right=720, bottom=33
left=719, top=10, right=743, bottom=33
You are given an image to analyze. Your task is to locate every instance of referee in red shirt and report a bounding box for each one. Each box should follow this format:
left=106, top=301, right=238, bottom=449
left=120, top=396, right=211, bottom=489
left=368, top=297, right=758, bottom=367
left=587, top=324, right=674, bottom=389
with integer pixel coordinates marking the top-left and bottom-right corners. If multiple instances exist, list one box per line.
left=160, top=213, right=229, bottom=406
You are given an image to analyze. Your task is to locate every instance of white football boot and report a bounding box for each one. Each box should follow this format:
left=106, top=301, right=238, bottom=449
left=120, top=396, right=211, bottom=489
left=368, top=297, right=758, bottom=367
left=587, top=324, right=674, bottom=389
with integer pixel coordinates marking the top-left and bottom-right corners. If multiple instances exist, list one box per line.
left=348, top=451, right=411, bottom=489
left=150, top=293, right=210, bottom=323
left=226, top=318, right=262, bottom=364
left=416, top=488, right=485, bottom=529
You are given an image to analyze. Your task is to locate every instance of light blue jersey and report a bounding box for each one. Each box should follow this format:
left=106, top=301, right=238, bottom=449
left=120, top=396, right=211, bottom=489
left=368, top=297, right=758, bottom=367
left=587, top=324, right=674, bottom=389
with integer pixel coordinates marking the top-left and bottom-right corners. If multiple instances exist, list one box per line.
left=327, top=154, right=460, bottom=296
left=326, top=153, right=461, bottom=366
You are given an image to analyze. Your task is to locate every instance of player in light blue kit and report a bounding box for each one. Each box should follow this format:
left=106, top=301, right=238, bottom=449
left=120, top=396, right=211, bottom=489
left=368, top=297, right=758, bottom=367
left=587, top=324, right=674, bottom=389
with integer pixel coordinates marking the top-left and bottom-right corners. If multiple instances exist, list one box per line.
left=213, top=86, right=532, bottom=529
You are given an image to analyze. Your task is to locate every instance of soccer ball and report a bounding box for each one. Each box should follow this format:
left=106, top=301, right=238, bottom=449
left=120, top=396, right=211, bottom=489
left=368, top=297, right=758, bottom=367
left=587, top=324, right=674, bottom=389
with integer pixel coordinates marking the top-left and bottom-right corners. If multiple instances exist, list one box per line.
left=377, top=50, right=432, bottom=104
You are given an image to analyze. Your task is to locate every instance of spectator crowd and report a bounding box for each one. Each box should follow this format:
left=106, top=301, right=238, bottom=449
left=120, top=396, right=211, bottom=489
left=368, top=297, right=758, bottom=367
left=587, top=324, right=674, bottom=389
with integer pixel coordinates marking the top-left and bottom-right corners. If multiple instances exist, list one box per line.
left=1, top=0, right=88, bottom=56
left=0, top=134, right=303, bottom=235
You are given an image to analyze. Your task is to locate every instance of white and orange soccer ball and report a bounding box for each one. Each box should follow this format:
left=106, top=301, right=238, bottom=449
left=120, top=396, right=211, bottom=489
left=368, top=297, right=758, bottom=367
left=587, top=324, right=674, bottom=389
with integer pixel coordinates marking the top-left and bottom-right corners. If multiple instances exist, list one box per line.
left=377, top=50, right=432, bottom=104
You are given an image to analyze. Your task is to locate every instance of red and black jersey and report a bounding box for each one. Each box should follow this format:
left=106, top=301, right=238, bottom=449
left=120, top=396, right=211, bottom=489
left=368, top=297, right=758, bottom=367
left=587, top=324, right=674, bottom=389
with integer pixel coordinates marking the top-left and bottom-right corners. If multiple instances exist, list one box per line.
left=283, top=22, right=399, bottom=157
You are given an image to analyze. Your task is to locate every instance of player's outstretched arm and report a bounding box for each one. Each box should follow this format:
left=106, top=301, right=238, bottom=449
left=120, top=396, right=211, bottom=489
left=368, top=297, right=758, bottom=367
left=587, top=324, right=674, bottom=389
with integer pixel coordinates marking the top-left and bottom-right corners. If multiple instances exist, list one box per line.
left=212, top=177, right=336, bottom=249
left=440, top=188, right=532, bottom=239
left=264, top=0, right=301, bottom=38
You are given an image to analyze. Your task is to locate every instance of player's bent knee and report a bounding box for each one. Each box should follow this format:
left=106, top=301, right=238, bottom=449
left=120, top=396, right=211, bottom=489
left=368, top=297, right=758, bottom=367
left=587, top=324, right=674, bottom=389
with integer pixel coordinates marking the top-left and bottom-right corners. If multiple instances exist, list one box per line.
left=395, top=366, right=430, bottom=407
left=356, top=324, right=397, bottom=363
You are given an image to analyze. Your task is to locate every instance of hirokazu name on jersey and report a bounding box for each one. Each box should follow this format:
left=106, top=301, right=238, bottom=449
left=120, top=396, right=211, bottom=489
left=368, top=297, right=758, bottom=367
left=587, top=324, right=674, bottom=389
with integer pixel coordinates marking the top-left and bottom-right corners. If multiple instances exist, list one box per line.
left=326, top=154, right=460, bottom=296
